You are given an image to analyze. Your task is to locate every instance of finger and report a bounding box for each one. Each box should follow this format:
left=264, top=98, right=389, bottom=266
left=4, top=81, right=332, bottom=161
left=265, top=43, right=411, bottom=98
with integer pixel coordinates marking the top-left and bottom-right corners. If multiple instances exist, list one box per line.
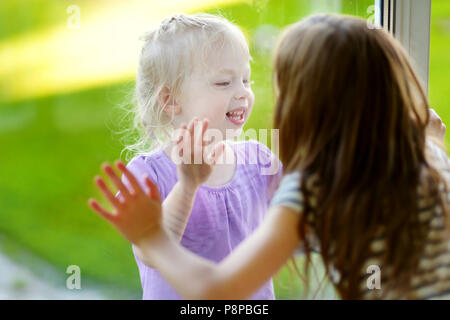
left=205, top=142, right=220, bottom=165
left=209, top=142, right=226, bottom=165
left=201, top=120, right=212, bottom=146
left=173, top=124, right=187, bottom=144
left=182, top=128, right=192, bottom=164
left=188, top=119, right=198, bottom=152
left=429, top=109, right=441, bottom=123
left=169, top=140, right=184, bottom=165
left=202, top=118, right=209, bottom=132
left=200, top=119, right=209, bottom=142
left=188, top=117, right=198, bottom=137
left=116, top=161, right=144, bottom=196
left=95, top=176, right=123, bottom=209
left=194, top=120, right=204, bottom=153
left=88, top=198, right=117, bottom=223
left=429, top=108, right=437, bottom=116
left=144, top=175, right=161, bottom=202
left=192, top=120, right=206, bottom=164
left=103, top=163, right=133, bottom=198
left=176, top=142, right=184, bottom=158
left=202, top=121, right=216, bottom=147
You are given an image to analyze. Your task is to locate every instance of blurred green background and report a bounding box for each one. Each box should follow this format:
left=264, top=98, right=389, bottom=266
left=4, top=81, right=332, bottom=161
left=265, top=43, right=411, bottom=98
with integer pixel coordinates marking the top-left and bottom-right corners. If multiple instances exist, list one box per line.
left=0, top=0, right=448, bottom=299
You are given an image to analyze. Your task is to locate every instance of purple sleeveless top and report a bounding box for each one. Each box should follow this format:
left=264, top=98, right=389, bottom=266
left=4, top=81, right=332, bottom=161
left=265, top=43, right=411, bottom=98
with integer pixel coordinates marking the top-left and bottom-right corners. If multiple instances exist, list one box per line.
left=125, top=140, right=282, bottom=299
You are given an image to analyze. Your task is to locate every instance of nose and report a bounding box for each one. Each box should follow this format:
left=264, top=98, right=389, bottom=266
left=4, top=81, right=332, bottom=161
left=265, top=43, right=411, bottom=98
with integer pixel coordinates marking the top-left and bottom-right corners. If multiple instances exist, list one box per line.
left=234, top=82, right=250, bottom=101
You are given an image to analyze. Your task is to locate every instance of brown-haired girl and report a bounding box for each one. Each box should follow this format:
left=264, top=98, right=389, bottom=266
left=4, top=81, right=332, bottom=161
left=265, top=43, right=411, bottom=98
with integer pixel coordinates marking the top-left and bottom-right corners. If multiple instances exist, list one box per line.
left=89, top=14, right=450, bottom=299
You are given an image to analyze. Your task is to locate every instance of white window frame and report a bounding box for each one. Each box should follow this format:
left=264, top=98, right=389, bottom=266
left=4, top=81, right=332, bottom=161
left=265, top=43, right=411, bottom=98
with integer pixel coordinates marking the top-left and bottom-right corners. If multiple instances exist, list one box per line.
left=381, top=0, right=432, bottom=96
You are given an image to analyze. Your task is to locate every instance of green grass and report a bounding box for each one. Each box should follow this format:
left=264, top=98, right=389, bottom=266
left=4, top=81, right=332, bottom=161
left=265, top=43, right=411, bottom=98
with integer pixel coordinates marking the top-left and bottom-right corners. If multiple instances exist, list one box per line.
left=0, top=82, right=143, bottom=293
left=430, top=0, right=450, bottom=149
left=0, top=0, right=96, bottom=42
left=1, top=0, right=448, bottom=300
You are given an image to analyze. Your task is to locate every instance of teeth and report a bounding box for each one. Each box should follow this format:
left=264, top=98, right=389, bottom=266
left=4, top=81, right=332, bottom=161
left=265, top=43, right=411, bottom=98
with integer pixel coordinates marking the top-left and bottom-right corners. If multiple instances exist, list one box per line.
left=227, top=111, right=244, bottom=116
left=226, top=110, right=244, bottom=122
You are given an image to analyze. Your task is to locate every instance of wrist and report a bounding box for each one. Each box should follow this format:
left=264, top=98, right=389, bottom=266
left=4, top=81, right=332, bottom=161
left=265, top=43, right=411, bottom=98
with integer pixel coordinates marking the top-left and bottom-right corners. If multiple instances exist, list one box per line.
left=177, top=180, right=200, bottom=194
left=135, top=226, right=167, bottom=253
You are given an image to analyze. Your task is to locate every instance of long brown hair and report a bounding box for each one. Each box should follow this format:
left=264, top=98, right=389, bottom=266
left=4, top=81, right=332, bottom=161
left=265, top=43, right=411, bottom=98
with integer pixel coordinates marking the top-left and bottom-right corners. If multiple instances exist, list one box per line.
left=273, top=14, right=449, bottom=299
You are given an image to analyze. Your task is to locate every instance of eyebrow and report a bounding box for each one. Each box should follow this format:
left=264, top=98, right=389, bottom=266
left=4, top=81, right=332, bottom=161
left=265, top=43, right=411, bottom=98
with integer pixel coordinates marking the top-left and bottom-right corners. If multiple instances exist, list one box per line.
left=218, top=69, right=235, bottom=75
left=218, top=68, right=251, bottom=75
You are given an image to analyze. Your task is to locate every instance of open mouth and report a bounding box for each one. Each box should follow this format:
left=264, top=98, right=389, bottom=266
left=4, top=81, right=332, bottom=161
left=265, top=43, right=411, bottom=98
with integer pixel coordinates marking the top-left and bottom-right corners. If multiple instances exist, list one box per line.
left=226, top=109, right=246, bottom=125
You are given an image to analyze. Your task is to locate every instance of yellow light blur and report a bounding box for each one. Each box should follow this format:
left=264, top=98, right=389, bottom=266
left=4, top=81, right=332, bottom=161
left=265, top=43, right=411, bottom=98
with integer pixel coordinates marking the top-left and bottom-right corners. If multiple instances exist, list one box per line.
left=0, top=0, right=249, bottom=103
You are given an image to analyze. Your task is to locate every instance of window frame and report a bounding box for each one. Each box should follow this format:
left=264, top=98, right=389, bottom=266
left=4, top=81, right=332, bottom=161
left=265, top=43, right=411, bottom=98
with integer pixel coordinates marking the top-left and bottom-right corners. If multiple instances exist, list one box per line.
left=382, top=0, right=432, bottom=96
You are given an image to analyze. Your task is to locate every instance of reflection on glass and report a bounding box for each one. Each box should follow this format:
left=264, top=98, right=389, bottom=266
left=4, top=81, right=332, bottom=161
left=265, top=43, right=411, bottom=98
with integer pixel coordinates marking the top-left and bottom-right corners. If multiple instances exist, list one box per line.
left=0, top=0, right=375, bottom=300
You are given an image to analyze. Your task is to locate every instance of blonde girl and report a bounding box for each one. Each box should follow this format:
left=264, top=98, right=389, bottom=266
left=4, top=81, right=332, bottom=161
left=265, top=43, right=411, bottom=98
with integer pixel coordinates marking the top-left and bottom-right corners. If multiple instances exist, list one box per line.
left=89, top=13, right=282, bottom=300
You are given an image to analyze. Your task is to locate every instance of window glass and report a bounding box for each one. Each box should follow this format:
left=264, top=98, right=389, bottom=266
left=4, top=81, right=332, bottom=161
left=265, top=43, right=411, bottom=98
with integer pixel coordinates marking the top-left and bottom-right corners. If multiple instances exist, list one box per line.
left=0, top=0, right=375, bottom=300
left=429, top=0, right=450, bottom=149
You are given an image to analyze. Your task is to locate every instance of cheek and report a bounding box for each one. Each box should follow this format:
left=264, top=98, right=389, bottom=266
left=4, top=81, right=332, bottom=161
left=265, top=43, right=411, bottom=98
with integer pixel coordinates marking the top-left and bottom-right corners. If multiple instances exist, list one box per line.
left=207, top=94, right=230, bottom=114
left=199, top=99, right=228, bottom=122
left=248, top=91, right=255, bottom=109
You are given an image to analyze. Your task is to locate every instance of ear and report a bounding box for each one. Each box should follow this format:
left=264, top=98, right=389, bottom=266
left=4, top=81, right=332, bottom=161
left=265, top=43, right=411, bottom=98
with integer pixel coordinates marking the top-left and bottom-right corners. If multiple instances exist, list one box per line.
left=158, top=86, right=181, bottom=115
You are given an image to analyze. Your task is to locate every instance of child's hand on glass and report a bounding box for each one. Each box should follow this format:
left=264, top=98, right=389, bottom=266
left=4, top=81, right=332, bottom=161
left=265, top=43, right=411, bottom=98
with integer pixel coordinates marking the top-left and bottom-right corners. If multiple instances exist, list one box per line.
left=88, top=161, right=163, bottom=246
left=427, top=108, right=446, bottom=143
left=173, top=117, right=225, bottom=189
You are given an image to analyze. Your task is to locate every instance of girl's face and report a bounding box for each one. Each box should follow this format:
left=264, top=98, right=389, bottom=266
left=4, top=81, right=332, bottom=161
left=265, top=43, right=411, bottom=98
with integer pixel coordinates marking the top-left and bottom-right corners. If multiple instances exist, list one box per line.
left=175, top=46, right=254, bottom=140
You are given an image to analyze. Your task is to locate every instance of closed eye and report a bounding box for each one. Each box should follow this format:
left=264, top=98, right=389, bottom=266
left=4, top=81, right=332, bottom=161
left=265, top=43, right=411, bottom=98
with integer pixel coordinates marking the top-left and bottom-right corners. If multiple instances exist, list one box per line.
left=215, top=82, right=231, bottom=86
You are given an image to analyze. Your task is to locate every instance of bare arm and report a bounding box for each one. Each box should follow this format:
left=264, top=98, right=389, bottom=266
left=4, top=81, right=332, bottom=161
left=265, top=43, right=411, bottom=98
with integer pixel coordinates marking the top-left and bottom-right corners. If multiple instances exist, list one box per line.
left=161, top=181, right=198, bottom=242
left=158, top=118, right=225, bottom=242
left=135, top=205, right=302, bottom=299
